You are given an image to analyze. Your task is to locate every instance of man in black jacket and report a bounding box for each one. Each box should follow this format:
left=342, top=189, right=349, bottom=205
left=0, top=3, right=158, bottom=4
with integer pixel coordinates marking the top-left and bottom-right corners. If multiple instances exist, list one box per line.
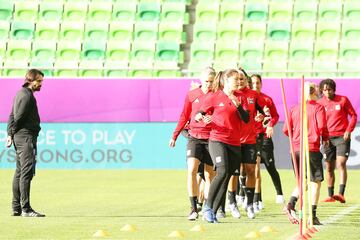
left=6, top=69, right=45, bottom=217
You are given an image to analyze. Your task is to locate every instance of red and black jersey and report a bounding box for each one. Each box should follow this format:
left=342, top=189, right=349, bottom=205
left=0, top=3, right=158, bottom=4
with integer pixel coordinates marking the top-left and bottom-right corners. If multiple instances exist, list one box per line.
left=283, top=100, right=329, bottom=152
left=172, top=88, right=211, bottom=141
left=238, top=88, right=265, bottom=144
left=317, top=95, right=357, bottom=137
left=254, top=92, right=279, bottom=137
left=200, top=90, right=248, bottom=146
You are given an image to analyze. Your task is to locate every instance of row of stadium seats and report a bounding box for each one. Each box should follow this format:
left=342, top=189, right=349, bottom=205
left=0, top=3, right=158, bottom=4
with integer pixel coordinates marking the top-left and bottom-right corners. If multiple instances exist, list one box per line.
left=0, top=0, right=189, bottom=22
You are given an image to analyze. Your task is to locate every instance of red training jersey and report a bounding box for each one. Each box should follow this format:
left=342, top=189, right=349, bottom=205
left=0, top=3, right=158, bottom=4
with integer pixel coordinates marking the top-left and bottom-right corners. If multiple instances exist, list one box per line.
left=283, top=100, right=329, bottom=152
left=200, top=90, right=248, bottom=146
left=317, top=95, right=357, bottom=137
left=254, top=92, right=279, bottom=137
left=172, top=88, right=211, bottom=141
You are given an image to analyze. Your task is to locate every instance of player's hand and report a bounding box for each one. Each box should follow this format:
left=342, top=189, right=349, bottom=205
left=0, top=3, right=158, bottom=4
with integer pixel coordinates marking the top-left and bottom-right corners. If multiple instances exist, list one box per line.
left=6, top=136, right=12, bottom=148
left=266, top=126, right=274, bottom=138
left=194, top=113, right=203, bottom=122
left=203, top=115, right=212, bottom=124
left=255, top=113, right=264, bottom=122
left=323, top=140, right=330, bottom=147
left=263, top=106, right=270, bottom=115
left=169, top=139, right=176, bottom=148
left=343, top=131, right=351, bottom=141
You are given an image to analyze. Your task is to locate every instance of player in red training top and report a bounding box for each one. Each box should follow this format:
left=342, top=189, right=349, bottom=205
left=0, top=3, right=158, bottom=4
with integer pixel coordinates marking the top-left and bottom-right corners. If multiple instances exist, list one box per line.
left=169, top=67, right=216, bottom=220
left=196, top=69, right=249, bottom=223
left=283, top=82, right=329, bottom=225
left=317, top=79, right=357, bottom=204
left=251, top=74, right=284, bottom=213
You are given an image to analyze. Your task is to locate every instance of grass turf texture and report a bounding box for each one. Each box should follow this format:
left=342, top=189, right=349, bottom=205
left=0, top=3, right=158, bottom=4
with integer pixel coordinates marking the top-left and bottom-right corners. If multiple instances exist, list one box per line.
left=0, top=169, right=359, bottom=239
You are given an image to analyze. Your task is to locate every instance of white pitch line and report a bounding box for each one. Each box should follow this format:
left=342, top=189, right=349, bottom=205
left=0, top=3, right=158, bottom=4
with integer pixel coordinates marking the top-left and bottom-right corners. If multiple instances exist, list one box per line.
left=288, top=204, right=360, bottom=239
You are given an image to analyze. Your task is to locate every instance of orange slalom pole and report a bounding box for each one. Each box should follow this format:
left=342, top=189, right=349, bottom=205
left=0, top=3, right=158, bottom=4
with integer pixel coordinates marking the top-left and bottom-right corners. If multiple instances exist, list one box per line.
left=299, top=76, right=305, bottom=236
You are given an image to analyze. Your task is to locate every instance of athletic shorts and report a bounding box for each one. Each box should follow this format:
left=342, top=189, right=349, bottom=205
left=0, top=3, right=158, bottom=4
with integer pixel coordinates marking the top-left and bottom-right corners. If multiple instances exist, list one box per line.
left=241, top=144, right=257, bottom=164
left=323, top=136, right=351, bottom=161
left=293, top=151, right=324, bottom=182
left=256, top=133, right=264, bottom=155
left=186, top=137, right=213, bottom=166
left=209, top=140, right=241, bottom=176
left=259, top=138, right=275, bottom=167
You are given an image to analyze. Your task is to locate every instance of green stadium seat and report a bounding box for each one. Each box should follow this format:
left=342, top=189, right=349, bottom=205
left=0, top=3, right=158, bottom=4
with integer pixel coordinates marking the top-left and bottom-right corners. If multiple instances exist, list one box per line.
left=11, top=21, right=35, bottom=40
left=109, top=21, right=133, bottom=42
left=241, top=21, right=266, bottom=40
left=240, top=40, right=264, bottom=62
left=60, top=21, right=84, bottom=41
left=212, top=60, right=238, bottom=72
left=196, top=1, right=219, bottom=23
left=0, top=40, right=5, bottom=60
left=29, top=60, right=54, bottom=77
left=239, top=59, right=262, bottom=72
left=54, top=60, right=79, bottom=77
left=39, top=1, right=63, bottom=21
left=0, top=20, right=10, bottom=40
left=57, top=40, right=81, bottom=61
left=314, top=41, right=338, bottom=61
left=291, top=21, right=316, bottom=42
left=269, top=1, right=292, bottom=22
left=161, top=2, right=187, bottom=23
left=219, top=1, right=243, bottom=23
left=341, top=21, right=360, bottom=41
left=344, top=1, right=360, bottom=21
left=187, top=61, right=211, bottom=77
left=316, top=21, right=340, bottom=41
left=129, top=60, right=153, bottom=77
left=263, top=59, right=287, bottom=77
left=0, top=0, right=13, bottom=21
left=159, top=21, right=185, bottom=43
left=313, top=59, right=338, bottom=77
left=338, top=60, right=360, bottom=77
left=82, top=40, right=106, bottom=60
left=14, top=1, right=38, bottom=21
left=267, top=22, right=291, bottom=41
left=106, top=40, right=130, bottom=62
left=156, top=41, right=181, bottom=62
left=112, top=2, right=137, bottom=22
left=288, top=59, right=313, bottom=77
left=190, top=41, right=214, bottom=63
left=6, top=39, right=31, bottom=61
left=318, top=1, right=342, bottom=21
left=131, top=40, right=155, bottom=62
left=215, top=40, right=239, bottom=62
left=293, top=1, right=318, bottom=21
left=79, top=60, right=104, bottom=77
left=137, top=1, right=161, bottom=21
left=63, top=2, right=88, bottom=21
left=35, top=21, right=59, bottom=40
left=3, top=59, right=28, bottom=77
left=193, top=22, right=217, bottom=42
left=85, top=21, right=108, bottom=41
left=289, top=40, right=313, bottom=61
left=245, top=0, right=268, bottom=21
left=134, top=21, right=158, bottom=41
left=154, top=61, right=180, bottom=77
left=264, top=40, right=289, bottom=61
left=217, top=21, right=241, bottom=43
left=88, top=1, right=112, bottom=21
left=32, top=40, right=56, bottom=62
left=339, top=41, right=360, bottom=61
left=104, top=60, right=128, bottom=77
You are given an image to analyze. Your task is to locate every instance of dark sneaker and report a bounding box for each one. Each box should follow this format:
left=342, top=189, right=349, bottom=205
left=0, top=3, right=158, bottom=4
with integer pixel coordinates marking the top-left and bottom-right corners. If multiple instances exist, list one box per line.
left=21, top=209, right=45, bottom=217
left=12, top=209, right=21, bottom=216
left=312, top=217, right=323, bottom=226
left=333, top=194, right=346, bottom=203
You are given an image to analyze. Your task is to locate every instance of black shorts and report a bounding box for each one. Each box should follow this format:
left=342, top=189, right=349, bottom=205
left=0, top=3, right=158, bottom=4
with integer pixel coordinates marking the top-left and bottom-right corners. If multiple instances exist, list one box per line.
left=323, top=136, right=351, bottom=161
left=241, top=144, right=257, bottom=164
left=293, top=151, right=324, bottom=182
left=259, top=138, right=275, bottom=167
left=186, top=137, right=213, bottom=166
left=256, top=133, right=264, bottom=155
left=209, top=140, right=241, bottom=176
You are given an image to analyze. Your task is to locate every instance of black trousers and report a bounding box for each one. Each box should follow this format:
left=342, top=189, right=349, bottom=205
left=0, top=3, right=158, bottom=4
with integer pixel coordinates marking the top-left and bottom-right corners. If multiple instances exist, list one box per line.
left=12, top=133, right=37, bottom=212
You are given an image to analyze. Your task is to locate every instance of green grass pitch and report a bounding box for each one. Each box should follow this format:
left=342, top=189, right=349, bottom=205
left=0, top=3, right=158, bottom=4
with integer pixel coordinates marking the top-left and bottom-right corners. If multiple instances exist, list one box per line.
left=0, top=169, right=359, bottom=239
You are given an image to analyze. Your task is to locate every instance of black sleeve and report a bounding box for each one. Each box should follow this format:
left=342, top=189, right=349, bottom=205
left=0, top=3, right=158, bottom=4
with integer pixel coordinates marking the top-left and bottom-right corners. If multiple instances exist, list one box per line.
left=237, top=105, right=250, bottom=123
left=13, top=92, right=30, bottom=134
left=7, top=110, right=14, bottom=137
left=255, top=100, right=265, bottom=115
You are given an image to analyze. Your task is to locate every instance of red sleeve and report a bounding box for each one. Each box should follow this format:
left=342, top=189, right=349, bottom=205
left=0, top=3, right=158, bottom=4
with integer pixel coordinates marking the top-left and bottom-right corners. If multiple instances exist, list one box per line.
left=283, top=108, right=293, bottom=137
left=199, top=92, right=215, bottom=115
left=317, top=106, right=329, bottom=141
left=172, top=93, right=192, bottom=140
left=267, top=98, right=279, bottom=127
left=344, top=97, right=357, bottom=133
